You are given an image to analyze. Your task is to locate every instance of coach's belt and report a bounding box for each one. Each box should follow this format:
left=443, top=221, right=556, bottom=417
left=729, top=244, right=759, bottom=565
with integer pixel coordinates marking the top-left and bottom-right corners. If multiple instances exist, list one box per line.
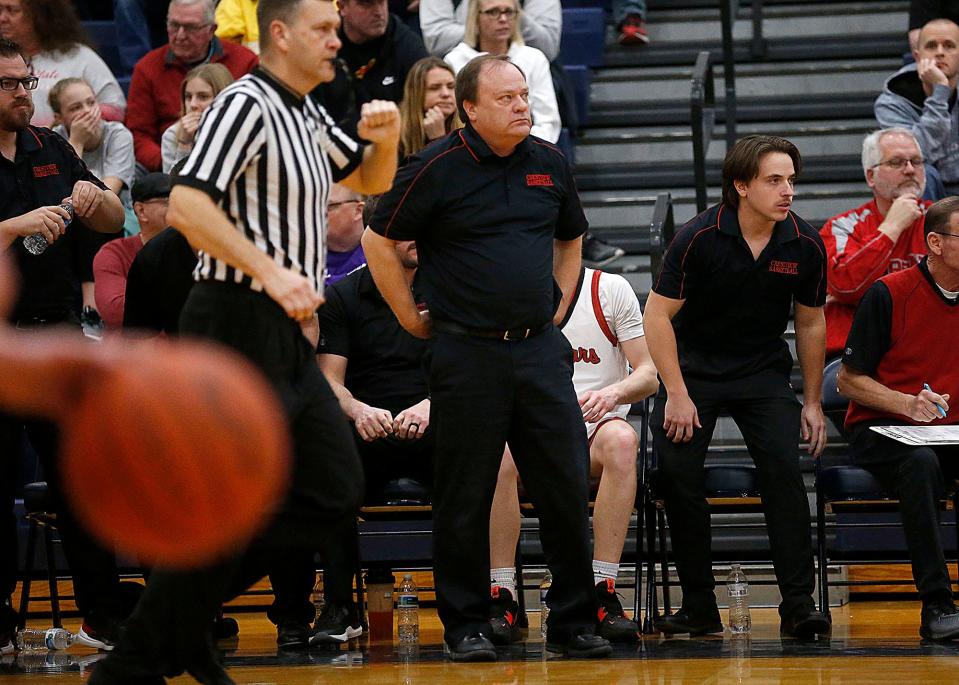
left=432, top=320, right=550, bottom=341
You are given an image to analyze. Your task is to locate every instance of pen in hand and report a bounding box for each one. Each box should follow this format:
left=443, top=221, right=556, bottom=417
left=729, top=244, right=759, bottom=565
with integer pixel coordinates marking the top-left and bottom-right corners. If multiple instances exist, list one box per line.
left=923, top=383, right=948, bottom=419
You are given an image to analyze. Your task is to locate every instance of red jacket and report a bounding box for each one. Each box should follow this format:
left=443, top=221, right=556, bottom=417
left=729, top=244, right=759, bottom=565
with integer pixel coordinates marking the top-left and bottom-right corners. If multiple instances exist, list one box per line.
left=126, top=38, right=258, bottom=171
left=819, top=198, right=929, bottom=357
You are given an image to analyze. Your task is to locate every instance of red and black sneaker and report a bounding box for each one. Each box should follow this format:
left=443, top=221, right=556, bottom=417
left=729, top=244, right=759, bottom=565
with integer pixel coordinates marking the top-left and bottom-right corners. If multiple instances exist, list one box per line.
left=618, top=14, right=649, bottom=46
left=488, top=586, right=527, bottom=645
left=596, top=579, right=639, bottom=642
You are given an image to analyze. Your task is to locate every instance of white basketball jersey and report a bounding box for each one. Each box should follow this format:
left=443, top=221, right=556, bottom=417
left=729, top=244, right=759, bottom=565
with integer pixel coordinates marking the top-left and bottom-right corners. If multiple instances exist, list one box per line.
left=561, top=269, right=645, bottom=438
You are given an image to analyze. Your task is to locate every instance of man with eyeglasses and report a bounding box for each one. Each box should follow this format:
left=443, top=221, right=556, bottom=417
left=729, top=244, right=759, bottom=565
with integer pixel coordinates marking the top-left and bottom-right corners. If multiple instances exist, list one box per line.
left=126, top=0, right=258, bottom=172
left=325, top=183, right=367, bottom=285
left=0, top=37, right=126, bottom=653
left=820, top=128, right=932, bottom=359
left=837, top=195, right=959, bottom=641
left=876, top=18, right=959, bottom=198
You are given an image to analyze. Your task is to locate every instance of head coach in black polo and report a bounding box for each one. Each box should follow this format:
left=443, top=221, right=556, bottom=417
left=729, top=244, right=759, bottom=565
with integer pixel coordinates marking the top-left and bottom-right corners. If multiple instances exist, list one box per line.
left=363, top=53, right=611, bottom=661
left=643, top=135, right=831, bottom=639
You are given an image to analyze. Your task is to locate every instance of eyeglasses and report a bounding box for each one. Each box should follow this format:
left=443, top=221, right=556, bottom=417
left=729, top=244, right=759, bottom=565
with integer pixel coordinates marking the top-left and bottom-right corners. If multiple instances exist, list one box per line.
left=167, top=21, right=212, bottom=35
left=328, top=200, right=362, bottom=209
left=0, top=76, right=37, bottom=91
left=871, top=157, right=924, bottom=171
left=480, top=7, right=518, bottom=19
left=933, top=231, right=959, bottom=240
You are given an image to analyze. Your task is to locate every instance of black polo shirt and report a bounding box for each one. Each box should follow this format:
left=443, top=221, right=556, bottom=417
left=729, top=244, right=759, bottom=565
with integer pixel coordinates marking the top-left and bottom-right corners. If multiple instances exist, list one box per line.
left=123, top=227, right=198, bottom=335
left=0, top=126, right=110, bottom=322
left=368, top=124, right=588, bottom=330
left=653, top=203, right=827, bottom=381
left=317, top=265, right=429, bottom=415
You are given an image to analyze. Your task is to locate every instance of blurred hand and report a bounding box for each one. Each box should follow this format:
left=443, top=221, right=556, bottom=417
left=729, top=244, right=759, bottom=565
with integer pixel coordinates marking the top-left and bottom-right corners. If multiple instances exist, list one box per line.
left=801, top=402, right=827, bottom=458
left=5, top=205, right=70, bottom=245
left=663, top=391, right=701, bottom=443
left=261, top=265, right=324, bottom=321
left=422, top=106, right=447, bottom=141
left=355, top=404, right=394, bottom=441
left=882, top=194, right=923, bottom=239
left=918, top=58, right=949, bottom=88
left=357, top=100, right=400, bottom=145
left=70, top=181, right=105, bottom=218
left=393, top=399, right=430, bottom=439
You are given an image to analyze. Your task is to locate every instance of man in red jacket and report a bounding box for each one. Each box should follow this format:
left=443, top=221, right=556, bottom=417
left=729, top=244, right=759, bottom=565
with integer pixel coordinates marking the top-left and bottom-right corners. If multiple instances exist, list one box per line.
left=125, top=0, right=258, bottom=171
left=837, top=196, right=959, bottom=641
left=820, top=128, right=930, bottom=358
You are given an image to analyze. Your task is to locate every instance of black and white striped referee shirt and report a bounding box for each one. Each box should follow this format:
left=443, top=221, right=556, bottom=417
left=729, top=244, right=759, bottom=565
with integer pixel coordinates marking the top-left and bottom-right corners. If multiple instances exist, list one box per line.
left=173, top=67, right=364, bottom=294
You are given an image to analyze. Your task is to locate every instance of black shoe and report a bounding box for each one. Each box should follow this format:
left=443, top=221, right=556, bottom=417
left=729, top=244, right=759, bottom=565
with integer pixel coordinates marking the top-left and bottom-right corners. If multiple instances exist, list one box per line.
left=595, top=579, right=639, bottom=643
left=654, top=607, right=723, bottom=636
left=780, top=608, right=831, bottom=639
left=213, top=615, right=240, bottom=641
left=276, top=620, right=311, bottom=649
left=920, top=601, right=959, bottom=641
left=489, top=586, right=526, bottom=645
left=0, top=599, right=16, bottom=655
left=309, top=603, right=363, bottom=645
left=582, top=234, right=625, bottom=268
left=545, top=632, right=613, bottom=658
left=447, top=633, right=497, bottom=662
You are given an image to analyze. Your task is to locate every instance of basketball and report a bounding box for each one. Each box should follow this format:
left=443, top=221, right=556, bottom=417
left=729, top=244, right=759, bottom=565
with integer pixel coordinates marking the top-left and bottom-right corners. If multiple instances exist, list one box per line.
left=60, top=339, right=291, bottom=569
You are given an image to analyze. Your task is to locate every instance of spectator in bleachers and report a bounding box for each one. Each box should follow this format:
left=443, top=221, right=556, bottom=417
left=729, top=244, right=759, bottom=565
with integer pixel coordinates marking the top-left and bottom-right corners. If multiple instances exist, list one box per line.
left=820, top=128, right=930, bottom=359
left=325, top=183, right=367, bottom=285
left=444, top=0, right=560, bottom=143
left=616, top=0, right=648, bottom=46
left=123, top=226, right=196, bottom=335
left=488, top=266, right=658, bottom=645
left=420, top=0, right=560, bottom=62
left=336, top=0, right=428, bottom=105
left=837, top=196, right=959, bottom=642
left=0, top=0, right=126, bottom=128
left=126, top=0, right=257, bottom=172
left=160, top=63, right=233, bottom=173
left=876, top=18, right=959, bottom=198
left=113, top=0, right=171, bottom=74
left=50, top=77, right=134, bottom=203
left=215, top=0, right=259, bottom=54
left=398, top=56, right=461, bottom=157
left=909, top=1, right=959, bottom=53
left=643, top=135, right=831, bottom=640
left=93, top=173, right=170, bottom=330
left=312, top=241, right=433, bottom=645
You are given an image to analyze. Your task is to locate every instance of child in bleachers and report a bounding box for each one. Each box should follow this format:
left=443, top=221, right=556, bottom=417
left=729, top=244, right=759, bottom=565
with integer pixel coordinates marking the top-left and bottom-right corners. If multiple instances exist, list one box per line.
left=398, top=56, right=462, bottom=158
left=160, top=63, right=234, bottom=173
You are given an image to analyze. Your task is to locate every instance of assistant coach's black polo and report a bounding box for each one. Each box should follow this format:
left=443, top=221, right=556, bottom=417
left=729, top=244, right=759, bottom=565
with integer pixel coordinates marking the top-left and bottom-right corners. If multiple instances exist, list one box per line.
left=318, top=265, right=429, bottom=415
left=368, top=124, right=588, bottom=330
left=0, top=126, right=110, bottom=323
left=653, top=203, right=827, bottom=381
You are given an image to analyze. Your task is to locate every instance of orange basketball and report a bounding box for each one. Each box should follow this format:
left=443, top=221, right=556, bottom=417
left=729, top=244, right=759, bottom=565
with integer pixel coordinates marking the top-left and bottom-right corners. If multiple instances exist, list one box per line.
left=60, top=340, right=291, bottom=568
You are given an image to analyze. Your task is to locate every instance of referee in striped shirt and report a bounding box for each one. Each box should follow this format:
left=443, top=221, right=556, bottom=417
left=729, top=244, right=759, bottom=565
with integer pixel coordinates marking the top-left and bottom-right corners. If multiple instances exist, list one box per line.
left=91, top=0, right=400, bottom=682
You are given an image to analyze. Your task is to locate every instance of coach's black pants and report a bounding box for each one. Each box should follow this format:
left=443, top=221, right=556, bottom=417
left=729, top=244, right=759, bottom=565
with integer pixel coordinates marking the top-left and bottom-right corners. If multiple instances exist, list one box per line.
left=429, top=327, right=597, bottom=645
left=651, top=370, right=816, bottom=619
left=851, top=428, right=959, bottom=603
left=95, top=283, right=363, bottom=680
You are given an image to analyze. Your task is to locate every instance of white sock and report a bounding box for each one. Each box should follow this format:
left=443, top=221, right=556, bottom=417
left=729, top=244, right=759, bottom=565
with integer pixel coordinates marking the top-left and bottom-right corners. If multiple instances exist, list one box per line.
left=491, top=567, right=517, bottom=597
left=592, top=560, right=619, bottom=587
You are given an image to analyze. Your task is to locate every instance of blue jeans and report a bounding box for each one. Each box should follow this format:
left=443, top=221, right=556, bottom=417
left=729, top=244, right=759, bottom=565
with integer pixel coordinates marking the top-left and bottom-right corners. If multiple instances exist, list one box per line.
left=113, top=0, right=152, bottom=74
left=613, top=0, right=646, bottom=25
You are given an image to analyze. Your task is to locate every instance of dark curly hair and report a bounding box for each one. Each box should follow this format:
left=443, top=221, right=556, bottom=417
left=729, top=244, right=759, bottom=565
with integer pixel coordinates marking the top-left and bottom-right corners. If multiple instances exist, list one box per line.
left=24, top=0, right=91, bottom=54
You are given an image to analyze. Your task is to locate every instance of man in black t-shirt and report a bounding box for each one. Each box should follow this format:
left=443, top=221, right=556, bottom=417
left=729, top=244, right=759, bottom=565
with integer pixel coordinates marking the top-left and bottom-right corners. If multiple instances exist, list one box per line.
left=644, top=135, right=831, bottom=640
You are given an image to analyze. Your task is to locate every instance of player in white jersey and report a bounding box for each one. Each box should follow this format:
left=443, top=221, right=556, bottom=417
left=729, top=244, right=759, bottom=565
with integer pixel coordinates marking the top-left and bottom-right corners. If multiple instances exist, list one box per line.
left=486, top=267, right=659, bottom=644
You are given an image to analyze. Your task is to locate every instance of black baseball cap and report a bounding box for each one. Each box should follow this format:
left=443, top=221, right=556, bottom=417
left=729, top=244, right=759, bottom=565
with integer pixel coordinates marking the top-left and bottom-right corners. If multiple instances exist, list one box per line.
left=131, top=173, right=171, bottom=203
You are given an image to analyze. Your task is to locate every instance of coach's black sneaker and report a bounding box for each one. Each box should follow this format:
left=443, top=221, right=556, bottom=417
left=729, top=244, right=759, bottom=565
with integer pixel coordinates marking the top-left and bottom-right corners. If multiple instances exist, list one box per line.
left=595, top=579, right=639, bottom=642
left=545, top=631, right=613, bottom=658
left=276, top=620, right=310, bottom=649
left=920, top=601, right=959, bottom=641
left=780, top=607, right=831, bottom=639
left=447, top=633, right=497, bottom=662
left=309, top=603, right=363, bottom=645
left=655, top=607, right=723, bottom=636
left=582, top=233, right=625, bottom=268
left=489, top=586, right=526, bottom=645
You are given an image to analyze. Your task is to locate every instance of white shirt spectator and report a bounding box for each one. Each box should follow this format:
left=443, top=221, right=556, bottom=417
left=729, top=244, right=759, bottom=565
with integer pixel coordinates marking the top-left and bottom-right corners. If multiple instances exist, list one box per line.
left=31, top=45, right=127, bottom=128
left=53, top=120, right=135, bottom=207
left=445, top=41, right=561, bottom=143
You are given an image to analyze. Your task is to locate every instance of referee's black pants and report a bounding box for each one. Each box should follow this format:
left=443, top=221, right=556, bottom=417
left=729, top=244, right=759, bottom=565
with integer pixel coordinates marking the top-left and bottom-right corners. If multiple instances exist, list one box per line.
left=429, top=327, right=597, bottom=646
left=94, top=283, right=363, bottom=681
left=850, top=429, right=959, bottom=604
left=651, top=370, right=817, bottom=619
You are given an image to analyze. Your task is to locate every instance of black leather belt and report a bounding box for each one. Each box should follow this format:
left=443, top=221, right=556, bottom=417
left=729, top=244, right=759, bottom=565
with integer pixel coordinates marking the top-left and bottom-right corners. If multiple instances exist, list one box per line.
left=432, top=320, right=550, bottom=341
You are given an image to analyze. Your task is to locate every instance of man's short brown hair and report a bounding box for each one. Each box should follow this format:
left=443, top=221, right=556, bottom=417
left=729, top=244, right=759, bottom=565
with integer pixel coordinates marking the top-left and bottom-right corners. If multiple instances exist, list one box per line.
left=257, top=0, right=314, bottom=50
left=721, top=135, right=802, bottom=208
left=924, top=196, right=959, bottom=243
left=454, top=54, right=525, bottom=123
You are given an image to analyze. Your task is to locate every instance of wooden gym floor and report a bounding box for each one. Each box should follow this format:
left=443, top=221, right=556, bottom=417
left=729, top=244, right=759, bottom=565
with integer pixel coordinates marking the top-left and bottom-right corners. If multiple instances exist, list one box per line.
left=4, top=601, right=959, bottom=683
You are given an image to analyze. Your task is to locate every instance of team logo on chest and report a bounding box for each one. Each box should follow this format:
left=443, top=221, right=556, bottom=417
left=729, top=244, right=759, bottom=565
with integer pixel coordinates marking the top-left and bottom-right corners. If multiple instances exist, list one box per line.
left=769, top=260, right=799, bottom=275
left=526, top=174, right=553, bottom=187
left=573, top=347, right=601, bottom=364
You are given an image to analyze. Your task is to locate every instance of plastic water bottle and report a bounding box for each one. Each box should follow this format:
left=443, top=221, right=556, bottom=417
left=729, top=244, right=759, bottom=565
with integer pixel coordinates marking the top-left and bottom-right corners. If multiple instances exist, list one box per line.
left=397, top=574, right=419, bottom=643
left=16, top=628, right=74, bottom=651
left=726, top=564, right=751, bottom=634
left=23, top=200, right=74, bottom=255
left=539, top=569, right=552, bottom=639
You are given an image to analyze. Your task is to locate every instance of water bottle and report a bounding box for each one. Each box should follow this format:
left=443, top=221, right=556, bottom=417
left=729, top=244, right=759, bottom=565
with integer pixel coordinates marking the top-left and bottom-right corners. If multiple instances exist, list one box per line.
left=16, top=628, right=74, bottom=651
left=726, top=564, right=751, bottom=634
left=539, top=569, right=552, bottom=639
left=23, top=200, right=74, bottom=255
left=397, top=574, right=419, bottom=643
left=311, top=576, right=325, bottom=619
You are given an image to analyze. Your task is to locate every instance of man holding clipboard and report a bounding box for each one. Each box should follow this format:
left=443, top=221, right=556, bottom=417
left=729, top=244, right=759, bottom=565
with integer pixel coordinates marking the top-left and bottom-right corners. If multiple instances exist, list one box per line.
left=838, top=196, right=959, bottom=641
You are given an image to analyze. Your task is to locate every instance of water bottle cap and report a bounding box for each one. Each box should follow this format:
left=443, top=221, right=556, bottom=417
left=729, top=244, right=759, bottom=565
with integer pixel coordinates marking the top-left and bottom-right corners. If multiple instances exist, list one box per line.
left=403, top=573, right=413, bottom=580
